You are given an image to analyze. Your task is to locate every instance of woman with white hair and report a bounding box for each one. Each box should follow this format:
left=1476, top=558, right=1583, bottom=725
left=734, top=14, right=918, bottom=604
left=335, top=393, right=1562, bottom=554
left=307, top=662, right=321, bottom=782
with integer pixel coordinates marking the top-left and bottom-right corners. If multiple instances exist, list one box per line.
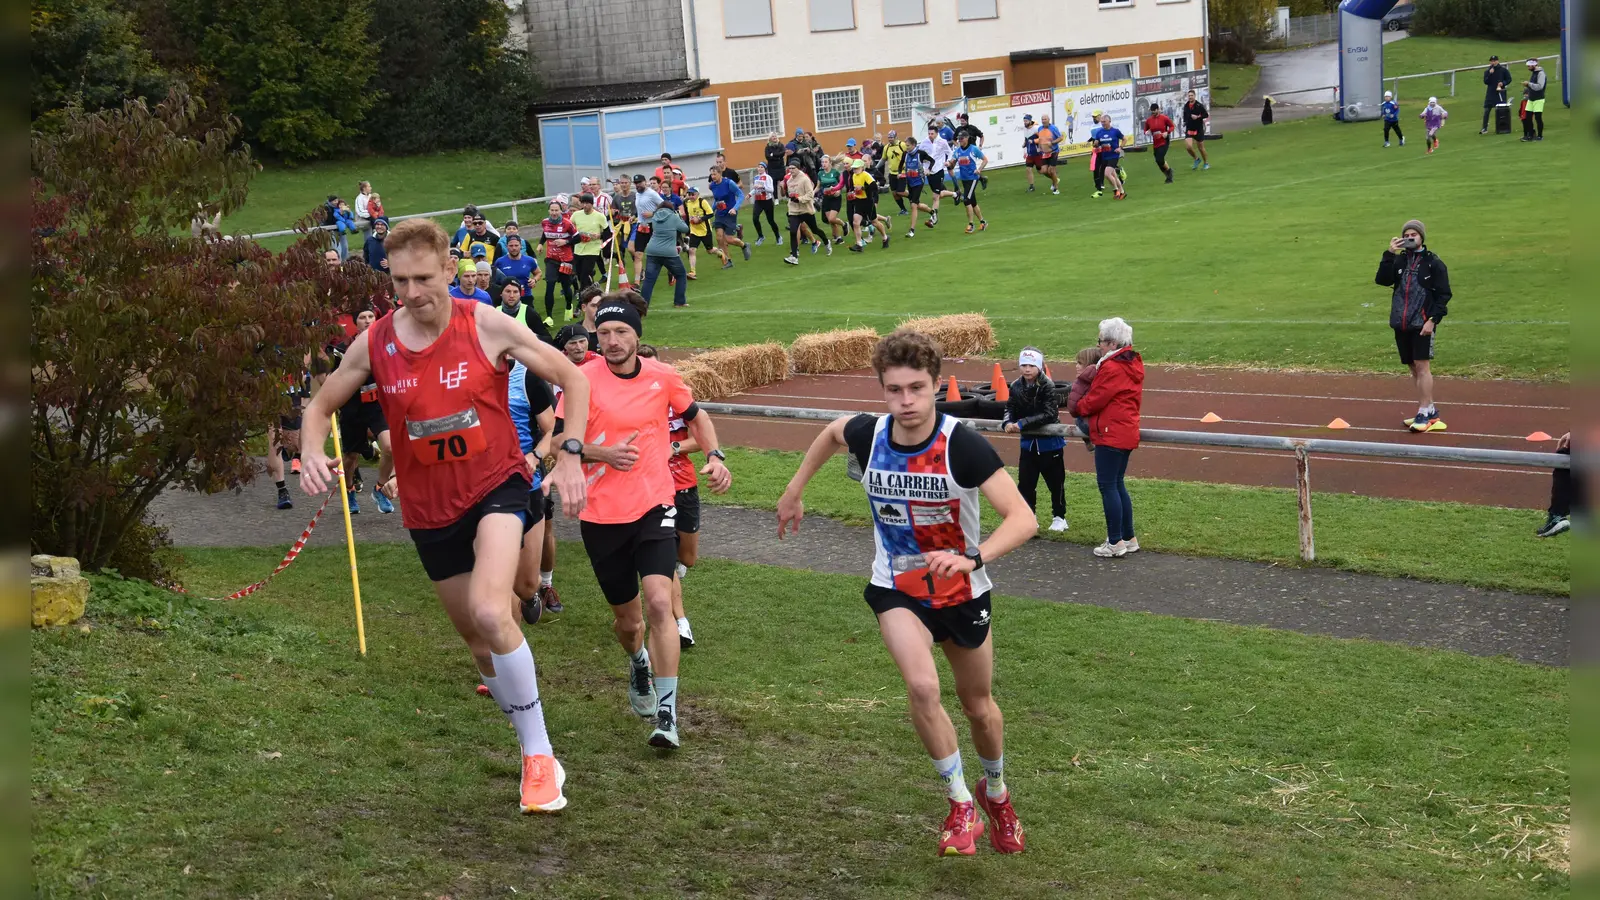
left=1075, top=317, right=1145, bottom=558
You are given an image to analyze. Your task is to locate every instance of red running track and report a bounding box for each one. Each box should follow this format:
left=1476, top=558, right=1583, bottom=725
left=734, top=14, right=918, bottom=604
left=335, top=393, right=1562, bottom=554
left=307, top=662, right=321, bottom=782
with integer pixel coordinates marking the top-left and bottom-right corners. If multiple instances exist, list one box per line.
left=701, top=359, right=1568, bottom=508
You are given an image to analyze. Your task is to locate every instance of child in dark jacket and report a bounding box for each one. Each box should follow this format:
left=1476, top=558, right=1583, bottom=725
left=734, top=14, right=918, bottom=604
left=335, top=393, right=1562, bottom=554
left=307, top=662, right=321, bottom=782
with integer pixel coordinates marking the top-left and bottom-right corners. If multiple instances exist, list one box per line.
left=1067, top=346, right=1103, bottom=450
left=1003, top=346, right=1068, bottom=531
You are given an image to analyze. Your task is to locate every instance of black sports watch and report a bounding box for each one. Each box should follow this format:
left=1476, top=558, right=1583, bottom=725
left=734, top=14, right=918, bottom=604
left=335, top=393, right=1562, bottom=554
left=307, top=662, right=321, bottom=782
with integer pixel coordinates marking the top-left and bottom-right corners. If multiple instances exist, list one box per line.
left=964, top=549, right=984, bottom=570
left=560, top=438, right=583, bottom=457
left=707, top=448, right=727, bottom=462
left=671, top=441, right=682, bottom=455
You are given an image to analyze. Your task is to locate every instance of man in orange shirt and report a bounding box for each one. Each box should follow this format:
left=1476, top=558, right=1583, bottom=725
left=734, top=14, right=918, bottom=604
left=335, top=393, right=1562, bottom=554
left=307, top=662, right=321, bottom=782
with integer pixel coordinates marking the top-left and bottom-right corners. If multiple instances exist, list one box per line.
left=572, top=298, right=731, bottom=749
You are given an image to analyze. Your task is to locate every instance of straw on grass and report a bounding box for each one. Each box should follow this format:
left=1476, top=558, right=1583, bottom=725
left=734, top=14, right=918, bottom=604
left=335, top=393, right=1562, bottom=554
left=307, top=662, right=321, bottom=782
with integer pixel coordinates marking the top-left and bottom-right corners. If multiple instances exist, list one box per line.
left=674, top=342, right=790, bottom=399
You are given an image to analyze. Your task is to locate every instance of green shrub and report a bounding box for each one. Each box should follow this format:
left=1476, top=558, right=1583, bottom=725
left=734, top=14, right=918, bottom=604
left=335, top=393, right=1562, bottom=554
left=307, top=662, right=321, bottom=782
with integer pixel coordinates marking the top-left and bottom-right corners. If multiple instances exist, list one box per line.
left=1412, top=0, right=1561, bottom=40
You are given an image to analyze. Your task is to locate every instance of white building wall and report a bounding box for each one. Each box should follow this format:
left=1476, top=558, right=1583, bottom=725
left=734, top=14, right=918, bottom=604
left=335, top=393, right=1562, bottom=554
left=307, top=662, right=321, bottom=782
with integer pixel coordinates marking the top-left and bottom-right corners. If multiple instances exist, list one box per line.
left=689, top=0, right=1205, bottom=85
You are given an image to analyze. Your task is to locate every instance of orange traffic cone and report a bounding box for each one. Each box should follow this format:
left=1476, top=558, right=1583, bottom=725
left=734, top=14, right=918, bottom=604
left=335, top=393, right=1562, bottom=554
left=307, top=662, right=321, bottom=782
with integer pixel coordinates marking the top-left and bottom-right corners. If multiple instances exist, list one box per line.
left=1043, top=364, right=1052, bottom=380
left=1526, top=431, right=1553, bottom=442
left=1201, top=412, right=1223, bottom=423
left=946, top=376, right=961, bottom=402
left=990, top=362, right=1005, bottom=393
left=995, top=377, right=1010, bottom=402
left=1327, top=417, right=1350, bottom=430
left=616, top=258, right=630, bottom=286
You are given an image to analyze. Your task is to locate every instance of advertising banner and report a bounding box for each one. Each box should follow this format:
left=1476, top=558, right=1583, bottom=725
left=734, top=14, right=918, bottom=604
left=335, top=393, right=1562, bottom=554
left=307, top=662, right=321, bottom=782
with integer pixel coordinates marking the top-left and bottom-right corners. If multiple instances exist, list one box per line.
left=1132, top=69, right=1212, bottom=146
left=963, top=90, right=1056, bottom=169
left=1052, top=81, right=1136, bottom=156
left=911, top=98, right=969, bottom=141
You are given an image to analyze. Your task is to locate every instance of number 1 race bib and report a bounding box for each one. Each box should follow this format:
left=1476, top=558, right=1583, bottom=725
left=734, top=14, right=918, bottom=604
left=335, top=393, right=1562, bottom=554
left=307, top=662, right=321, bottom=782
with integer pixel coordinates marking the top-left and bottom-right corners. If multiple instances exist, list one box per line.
left=406, top=407, right=488, bottom=465
left=891, top=553, right=972, bottom=609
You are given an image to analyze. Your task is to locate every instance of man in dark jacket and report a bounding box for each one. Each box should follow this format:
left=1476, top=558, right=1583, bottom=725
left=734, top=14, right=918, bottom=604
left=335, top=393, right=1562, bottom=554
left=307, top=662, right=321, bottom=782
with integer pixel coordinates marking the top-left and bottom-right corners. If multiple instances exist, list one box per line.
left=1375, top=218, right=1452, bottom=432
left=1480, top=55, right=1511, bottom=134
left=362, top=217, right=389, bottom=271
left=1003, top=347, right=1067, bottom=531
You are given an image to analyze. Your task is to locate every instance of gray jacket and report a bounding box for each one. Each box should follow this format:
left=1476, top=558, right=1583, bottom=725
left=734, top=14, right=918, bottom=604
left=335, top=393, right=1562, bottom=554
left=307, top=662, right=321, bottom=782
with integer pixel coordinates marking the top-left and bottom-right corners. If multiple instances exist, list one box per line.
left=645, top=206, right=688, bottom=257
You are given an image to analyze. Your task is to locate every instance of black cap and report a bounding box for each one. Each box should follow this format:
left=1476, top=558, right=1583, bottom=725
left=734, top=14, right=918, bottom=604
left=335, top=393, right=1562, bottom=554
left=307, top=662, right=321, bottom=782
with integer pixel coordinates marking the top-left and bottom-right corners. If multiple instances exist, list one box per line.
left=632, top=174, right=646, bottom=184
left=1489, top=54, right=1499, bottom=60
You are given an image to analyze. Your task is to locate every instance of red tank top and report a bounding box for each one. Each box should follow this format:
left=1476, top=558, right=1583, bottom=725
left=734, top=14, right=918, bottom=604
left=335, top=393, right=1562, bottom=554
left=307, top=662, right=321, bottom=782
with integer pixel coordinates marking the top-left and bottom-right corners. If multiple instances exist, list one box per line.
left=367, top=299, right=529, bottom=530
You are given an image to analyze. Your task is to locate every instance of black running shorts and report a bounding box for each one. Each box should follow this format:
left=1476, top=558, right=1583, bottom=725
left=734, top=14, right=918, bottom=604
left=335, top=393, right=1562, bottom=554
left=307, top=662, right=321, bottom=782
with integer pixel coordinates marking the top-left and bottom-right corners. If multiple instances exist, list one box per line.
left=928, top=171, right=947, bottom=193
left=688, top=231, right=714, bottom=250
left=580, top=504, right=680, bottom=605
left=889, top=174, right=906, bottom=193
left=821, top=194, right=842, bottom=215
left=908, top=184, right=924, bottom=204
left=632, top=228, right=650, bottom=253
left=338, top=400, right=388, bottom=454
left=1394, top=328, right=1435, bottom=365
left=674, top=487, right=701, bottom=534
left=410, top=473, right=536, bottom=582
left=865, top=585, right=992, bottom=649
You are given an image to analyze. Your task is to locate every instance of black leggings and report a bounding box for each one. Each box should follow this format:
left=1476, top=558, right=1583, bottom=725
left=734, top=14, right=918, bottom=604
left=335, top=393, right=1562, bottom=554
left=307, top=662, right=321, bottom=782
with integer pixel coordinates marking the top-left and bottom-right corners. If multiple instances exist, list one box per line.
left=1018, top=447, right=1066, bottom=518
left=1153, top=144, right=1170, bottom=172
left=1384, top=121, right=1404, bottom=141
left=543, top=258, right=574, bottom=317
left=574, top=255, right=599, bottom=290
left=1093, top=157, right=1117, bottom=190
left=752, top=199, right=780, bottom=239
left=1550, top=447, right=1583, bottom=517
left=1523, top=110, right=1544, bottom=138
left=787, top=213, right=819, bottom=250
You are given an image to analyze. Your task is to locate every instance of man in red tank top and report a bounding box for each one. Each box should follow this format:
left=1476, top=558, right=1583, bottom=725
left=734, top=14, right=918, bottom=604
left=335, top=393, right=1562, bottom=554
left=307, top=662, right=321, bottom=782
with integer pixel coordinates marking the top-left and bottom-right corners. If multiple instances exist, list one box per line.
left=298, top=219, right=592, bottom=816
left=563, top=297, right=731, bottom=750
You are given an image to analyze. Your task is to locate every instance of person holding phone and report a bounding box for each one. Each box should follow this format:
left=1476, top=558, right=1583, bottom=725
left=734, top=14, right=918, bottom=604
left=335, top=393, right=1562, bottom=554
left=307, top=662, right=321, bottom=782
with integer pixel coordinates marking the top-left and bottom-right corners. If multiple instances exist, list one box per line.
left=1375, top=219, right=1452, bottom=432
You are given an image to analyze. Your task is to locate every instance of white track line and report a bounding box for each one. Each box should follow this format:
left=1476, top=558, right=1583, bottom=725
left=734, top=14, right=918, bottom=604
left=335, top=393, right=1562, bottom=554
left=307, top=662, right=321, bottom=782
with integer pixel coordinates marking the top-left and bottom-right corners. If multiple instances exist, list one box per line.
left=685, top=308, right=1568, bottom=327
left=1138, top=414, right=1542, bottom=442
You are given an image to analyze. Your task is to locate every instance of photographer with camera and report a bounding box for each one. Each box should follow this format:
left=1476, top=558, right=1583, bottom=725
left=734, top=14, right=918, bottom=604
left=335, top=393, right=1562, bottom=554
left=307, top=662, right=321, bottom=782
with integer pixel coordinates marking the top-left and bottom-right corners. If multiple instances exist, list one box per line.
left=1375, top=219, right=1452, bottom=432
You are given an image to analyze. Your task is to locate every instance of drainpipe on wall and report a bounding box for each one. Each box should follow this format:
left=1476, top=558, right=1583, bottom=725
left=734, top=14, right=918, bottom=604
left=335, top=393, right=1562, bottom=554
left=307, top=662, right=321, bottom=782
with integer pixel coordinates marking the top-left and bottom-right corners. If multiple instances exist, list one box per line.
left=685, top=0, right=702, bottom=80
left=1199, top=0, right=1210, bottom=68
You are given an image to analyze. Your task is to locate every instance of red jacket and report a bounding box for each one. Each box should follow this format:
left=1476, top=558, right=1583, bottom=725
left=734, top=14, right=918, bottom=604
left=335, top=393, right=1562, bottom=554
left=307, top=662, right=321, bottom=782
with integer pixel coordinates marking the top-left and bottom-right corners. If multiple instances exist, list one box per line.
left=1066, top=363, right=1097, bottom=418
left=1075, top=346, right=1144, bottom=450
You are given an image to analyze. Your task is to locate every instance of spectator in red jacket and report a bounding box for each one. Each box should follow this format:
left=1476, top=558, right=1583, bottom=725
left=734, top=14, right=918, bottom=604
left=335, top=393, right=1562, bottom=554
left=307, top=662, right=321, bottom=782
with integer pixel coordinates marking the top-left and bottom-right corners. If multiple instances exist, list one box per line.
left=1075, top=317, right=1144, bottom=558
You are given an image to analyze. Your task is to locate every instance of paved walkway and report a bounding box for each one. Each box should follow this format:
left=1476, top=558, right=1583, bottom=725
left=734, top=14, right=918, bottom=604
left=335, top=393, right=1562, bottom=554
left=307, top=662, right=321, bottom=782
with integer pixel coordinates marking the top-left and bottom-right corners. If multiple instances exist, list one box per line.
left=1245, top=31, right=1411, bottom=106
left=150, top=468, right=1568, bottom=666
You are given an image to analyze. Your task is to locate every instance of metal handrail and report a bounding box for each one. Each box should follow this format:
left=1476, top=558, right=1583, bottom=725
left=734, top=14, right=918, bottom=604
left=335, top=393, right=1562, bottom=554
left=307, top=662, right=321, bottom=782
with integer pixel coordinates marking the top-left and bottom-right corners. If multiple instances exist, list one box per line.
left=239, top=195, right=557, bottom=241
left=696, top=401, right=1568, bottom=562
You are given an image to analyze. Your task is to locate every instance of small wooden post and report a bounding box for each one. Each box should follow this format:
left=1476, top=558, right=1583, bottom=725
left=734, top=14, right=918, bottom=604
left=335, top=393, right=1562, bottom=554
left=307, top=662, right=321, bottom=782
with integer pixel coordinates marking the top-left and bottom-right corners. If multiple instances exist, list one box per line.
left=1294, top=445, right=1315, bottom=562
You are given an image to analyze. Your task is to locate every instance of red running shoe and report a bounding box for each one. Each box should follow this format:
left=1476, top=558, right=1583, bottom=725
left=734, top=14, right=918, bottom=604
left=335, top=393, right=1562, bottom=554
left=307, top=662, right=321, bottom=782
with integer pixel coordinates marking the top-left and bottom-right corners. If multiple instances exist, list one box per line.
left=975, top=778, right=1025, bottom=853
left=476, top=683, right=491, bottom=697
left=937, top=799, right=985, bottom=856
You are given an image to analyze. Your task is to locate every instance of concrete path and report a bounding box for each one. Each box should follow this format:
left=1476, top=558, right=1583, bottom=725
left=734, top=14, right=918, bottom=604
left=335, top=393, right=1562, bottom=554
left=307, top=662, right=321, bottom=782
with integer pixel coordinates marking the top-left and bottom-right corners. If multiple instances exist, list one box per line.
left=1246, top=30, right=1411, bottom=106
left=149, top=467, right=1568, bottom=667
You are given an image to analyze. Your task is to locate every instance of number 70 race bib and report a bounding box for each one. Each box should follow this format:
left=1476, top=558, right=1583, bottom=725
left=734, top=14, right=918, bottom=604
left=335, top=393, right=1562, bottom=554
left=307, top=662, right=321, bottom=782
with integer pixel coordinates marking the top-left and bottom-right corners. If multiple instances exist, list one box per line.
left=406, top=407, right=488, bottom=465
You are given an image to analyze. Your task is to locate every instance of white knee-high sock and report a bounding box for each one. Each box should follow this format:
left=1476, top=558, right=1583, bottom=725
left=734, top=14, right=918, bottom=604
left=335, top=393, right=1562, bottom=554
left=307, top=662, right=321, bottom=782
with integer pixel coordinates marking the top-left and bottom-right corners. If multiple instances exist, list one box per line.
left=490, top=640, right=553, bottom=758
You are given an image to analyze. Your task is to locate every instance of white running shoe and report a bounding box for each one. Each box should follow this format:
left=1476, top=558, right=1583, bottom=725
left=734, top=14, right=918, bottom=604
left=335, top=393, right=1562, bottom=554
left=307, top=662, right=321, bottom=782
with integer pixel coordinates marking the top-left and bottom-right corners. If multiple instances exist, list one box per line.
left=1092, top=540, right=1128, bottom=558
left=1123, top=538, right=1140, bottom=553
left=1049, top=517, right=1068, bottom=532
left=627, top=661, right=657, bottom=718
left=677, top=617, right=696, bottom=648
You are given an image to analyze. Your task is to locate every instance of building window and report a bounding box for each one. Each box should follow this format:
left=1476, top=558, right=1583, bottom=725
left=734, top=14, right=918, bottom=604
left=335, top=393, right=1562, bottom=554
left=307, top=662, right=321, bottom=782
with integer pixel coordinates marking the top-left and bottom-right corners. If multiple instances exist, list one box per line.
left=886, top=79, right=934, bottom=123
left=729, top=95, right=784, bottom=143
left=1100, top=58, right=1138, bottom=81
left=724, top=0, right=774, bottom=37
left=1097, top=0, right=1134, bottom=7
left=1063, top=63, right=1089, bottom=87
left=884, top=0, right=926, bottom=26
left=957, top=0, right=998, bottom=20
left=809, top=0, right=856, bottom=32
left=1158, top=53, right=1193, bottom=75
left=813, top=87, right=865, bottom=131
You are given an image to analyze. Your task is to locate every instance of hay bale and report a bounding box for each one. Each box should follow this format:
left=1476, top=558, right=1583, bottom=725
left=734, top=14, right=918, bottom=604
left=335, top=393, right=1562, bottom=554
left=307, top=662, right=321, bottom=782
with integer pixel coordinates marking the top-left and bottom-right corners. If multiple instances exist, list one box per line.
left=897, top=313, right=997, bottom=357
left=790, top=327, right=879, bottom=374
left=674, top=341, right=789, bottom=399
left=675, top=360, right=733, bottom=400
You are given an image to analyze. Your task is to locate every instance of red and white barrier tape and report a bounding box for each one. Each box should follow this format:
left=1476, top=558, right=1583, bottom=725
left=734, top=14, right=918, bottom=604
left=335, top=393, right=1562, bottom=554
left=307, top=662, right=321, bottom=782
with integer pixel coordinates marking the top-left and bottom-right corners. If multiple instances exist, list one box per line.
left=172, top=490, right=336, bottom=600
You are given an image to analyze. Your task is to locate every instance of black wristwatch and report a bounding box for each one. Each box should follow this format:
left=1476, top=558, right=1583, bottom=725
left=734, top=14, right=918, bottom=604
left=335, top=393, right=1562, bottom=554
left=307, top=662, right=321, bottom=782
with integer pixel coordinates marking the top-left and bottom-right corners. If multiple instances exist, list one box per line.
left=965, top=549, right=984, bottom=570
left=707, top=448, right=727, bottom=462
left=560, top=438, right=583, bottom=457
left=671, top=441, right=682, bottom=455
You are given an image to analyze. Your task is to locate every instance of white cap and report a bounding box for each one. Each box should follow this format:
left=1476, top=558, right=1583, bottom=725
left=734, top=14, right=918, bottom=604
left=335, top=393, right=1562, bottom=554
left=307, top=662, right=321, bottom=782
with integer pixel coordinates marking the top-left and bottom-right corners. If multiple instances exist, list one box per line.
left=1427, top=96, right=1438, bottom=104
left=1383, top=90, right=1393, bottom=98
left=1018, top=349, right=1045, bottom=369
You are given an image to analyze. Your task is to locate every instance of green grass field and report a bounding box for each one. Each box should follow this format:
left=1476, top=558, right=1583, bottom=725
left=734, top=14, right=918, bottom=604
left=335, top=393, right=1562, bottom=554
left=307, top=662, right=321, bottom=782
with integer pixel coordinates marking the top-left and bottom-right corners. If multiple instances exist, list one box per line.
left=1384, top=36, right=1563, bottom=80
left=710, top=448, right=1570, bottom=596
left=623, top=114, right=1569, bottom=379
left=32, top=553, right=1568, bottom=898
left=1209, top=62, right=1262, bottom=107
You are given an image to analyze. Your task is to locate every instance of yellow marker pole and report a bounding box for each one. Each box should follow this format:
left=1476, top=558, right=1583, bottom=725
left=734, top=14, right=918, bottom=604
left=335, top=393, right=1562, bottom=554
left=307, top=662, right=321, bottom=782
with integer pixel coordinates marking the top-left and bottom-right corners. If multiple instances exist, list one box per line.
left=328, top=412, right=368, bottom=656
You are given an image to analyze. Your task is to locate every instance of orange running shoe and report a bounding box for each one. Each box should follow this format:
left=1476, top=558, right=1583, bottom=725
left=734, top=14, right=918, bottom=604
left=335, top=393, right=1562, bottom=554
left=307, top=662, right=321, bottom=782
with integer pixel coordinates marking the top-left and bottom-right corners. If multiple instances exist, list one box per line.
left=937, top=799, right=985, bottom=856
left=975, top=778, right=1025, bottom=853
left=520, top=754, right=567, bottom=813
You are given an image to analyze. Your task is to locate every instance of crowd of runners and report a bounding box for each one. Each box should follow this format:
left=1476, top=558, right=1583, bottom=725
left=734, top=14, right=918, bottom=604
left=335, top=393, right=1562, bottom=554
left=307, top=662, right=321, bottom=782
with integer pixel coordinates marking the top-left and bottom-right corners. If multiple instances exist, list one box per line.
left=270, top=215, right=1052, bottom=856
left=248, top=88, right=1227, bottom=857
